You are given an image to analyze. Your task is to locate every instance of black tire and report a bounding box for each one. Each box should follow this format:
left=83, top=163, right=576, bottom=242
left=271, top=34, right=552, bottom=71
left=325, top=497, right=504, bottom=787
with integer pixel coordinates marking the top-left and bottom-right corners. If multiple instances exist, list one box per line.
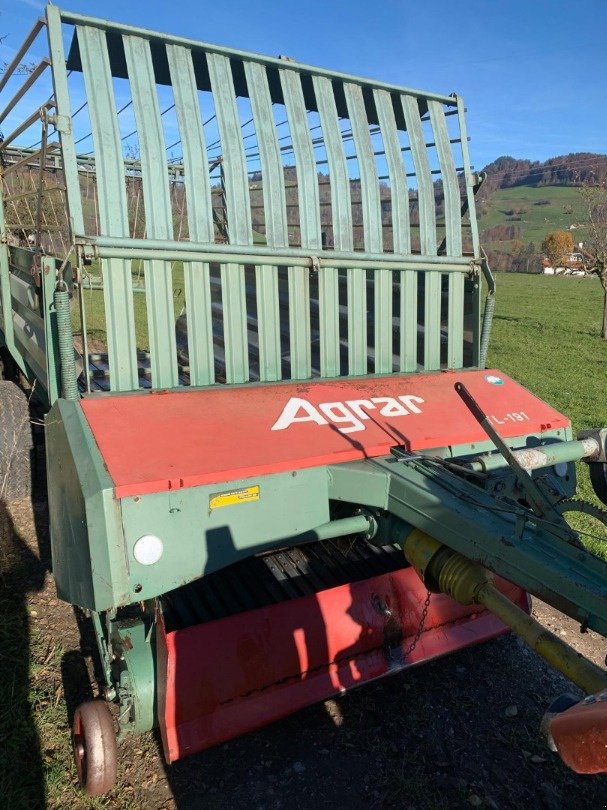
left=589, top=462, right=607, bottom=507
left=0, top=380, right=33, bottom=502
left=72, top=700, right=118, bottom=796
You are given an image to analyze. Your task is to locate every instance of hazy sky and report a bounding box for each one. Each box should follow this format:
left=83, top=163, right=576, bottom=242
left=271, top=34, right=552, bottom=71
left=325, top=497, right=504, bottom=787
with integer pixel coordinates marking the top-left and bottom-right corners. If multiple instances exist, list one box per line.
left=3, top=0, right=606, bottom=170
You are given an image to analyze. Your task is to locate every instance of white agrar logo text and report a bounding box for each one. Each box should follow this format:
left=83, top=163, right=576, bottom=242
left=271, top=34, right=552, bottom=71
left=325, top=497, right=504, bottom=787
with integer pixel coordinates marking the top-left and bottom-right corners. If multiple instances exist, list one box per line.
left=271, top=395, right=425, bottom=434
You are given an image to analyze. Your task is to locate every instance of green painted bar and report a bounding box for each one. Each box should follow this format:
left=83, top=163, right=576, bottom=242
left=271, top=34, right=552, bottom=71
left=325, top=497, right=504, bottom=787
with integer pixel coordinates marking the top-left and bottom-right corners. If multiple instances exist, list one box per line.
left=399, top=270, right=418, bottom=372
left=344, top=83, right=382, bottom=252
left=245, top=61, right=288, bottom=248
left=245, top=61, right=287, bottom=380
left=221, top=262, right=249, bottom=383
left=279, top=70, right=319, bottom=378
left=207, top=52, right=252, bottom=246
left=92, top=239, right=475, bottom=272
left=255, top=265, right=281, bottom=381
left=456, top=95, right=481, bottom=257
left=346, top=267, right=367, bottom=375
left=448, top=273, right=464, bottom=368
left=46, top=5, right=85, bottom=237
left=427, top=100, right=464, bottom=368
left=373, top=89, right=410, bottom=254
left=77, top=25, right=139, bottom=391
left=401, top=95, right=440, bottom=370
left=344, top=83, right=393, bottom=374
left=166, top=44, right=215, bottom=385
left=428, top=99, right=462, bottom=257
left=123, top=34, right=177, bottom=389
left=424, top=272, right=442, bottom=371
left=287, top=266, right=311, bottom=379
left=279, top=69, right=322, bottom=251
left=401, top=94, right=435, bottom=255
left=318, top=267, right=340, bottom=378
left=313, top=75, right=353, bottom=252
left=60, top=9, right=459, bottom=107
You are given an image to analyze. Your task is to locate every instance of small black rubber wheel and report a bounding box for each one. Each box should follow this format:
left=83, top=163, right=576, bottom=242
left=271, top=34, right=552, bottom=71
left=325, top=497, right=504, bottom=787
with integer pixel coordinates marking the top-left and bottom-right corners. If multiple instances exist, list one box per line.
left=0, top=380, right=33, bottom=501
left=589, top=462, right=607, bottom=507
left=72, top=700, right=118, bottom=796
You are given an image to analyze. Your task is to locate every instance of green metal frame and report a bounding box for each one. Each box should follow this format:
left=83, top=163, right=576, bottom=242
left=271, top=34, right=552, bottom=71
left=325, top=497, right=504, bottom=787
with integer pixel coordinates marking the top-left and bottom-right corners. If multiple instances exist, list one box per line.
left=41, top=5, right=483, bottom=394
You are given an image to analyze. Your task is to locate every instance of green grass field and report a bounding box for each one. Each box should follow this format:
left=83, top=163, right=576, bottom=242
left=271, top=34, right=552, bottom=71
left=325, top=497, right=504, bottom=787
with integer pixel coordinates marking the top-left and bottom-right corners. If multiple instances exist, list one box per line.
left=486, top=271, right=607, bottom=552
left=478, top=185, right=589, bottom=247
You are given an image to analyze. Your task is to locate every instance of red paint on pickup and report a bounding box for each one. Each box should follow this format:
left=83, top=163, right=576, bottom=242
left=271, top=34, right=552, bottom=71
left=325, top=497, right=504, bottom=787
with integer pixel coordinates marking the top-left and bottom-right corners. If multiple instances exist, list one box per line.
left=157, top=567, right=529, bottom=763
left=80, top=369, right=569, bottom=498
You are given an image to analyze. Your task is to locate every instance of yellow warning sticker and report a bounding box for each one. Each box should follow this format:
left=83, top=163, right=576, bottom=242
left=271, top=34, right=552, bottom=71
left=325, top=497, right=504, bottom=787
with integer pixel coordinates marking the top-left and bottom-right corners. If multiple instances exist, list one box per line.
left=209, top=485, right=260, bottom=510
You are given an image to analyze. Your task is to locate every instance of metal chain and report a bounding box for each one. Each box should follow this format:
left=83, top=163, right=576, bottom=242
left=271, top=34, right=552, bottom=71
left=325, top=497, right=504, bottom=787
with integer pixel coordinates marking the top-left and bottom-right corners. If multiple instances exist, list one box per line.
left=404, top=590, right=432, bottom=660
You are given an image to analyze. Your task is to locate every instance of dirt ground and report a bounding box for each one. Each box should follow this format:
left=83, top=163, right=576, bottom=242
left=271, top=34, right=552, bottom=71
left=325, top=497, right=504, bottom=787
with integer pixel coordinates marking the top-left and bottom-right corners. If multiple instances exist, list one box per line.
left=1, top=494, right=607, bottom=810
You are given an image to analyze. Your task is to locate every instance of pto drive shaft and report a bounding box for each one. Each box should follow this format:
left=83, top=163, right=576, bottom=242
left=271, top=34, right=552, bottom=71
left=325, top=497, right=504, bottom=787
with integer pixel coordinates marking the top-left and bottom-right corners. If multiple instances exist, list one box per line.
left=402, top=529, right=607, bottom=696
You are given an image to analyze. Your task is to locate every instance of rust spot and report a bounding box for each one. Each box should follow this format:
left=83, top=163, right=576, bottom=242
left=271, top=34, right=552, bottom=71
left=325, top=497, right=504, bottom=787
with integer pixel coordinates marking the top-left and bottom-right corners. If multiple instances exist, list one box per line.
left=122, top=635, right=133, bottom=651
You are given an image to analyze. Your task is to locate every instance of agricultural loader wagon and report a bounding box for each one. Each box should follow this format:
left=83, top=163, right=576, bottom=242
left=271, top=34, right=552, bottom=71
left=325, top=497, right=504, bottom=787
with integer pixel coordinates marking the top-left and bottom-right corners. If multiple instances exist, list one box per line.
left=1, top=6, right=607, bottom=794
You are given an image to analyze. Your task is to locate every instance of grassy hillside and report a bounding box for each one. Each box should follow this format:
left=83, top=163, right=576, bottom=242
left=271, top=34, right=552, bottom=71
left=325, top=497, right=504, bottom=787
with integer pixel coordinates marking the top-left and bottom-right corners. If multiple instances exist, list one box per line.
left=478, top=185, right=589, bottom=247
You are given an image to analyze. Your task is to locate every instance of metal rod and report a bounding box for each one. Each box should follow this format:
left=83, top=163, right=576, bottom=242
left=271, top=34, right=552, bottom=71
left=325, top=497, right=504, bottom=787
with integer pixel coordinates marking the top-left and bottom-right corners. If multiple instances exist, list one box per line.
left=284, top=514, right=373, bottom=547
left=35, top=114, right=48, bottom=250
left=455, top=381, right=568, bottom=522
left=1, top=141, right=61, bottom=177
left=0, top=17, right=45, bottom=94
left=466, top=438, right=601, bottom=473
left=88, top=236, right=478, bottom=272
left=59, top=9, right=458, bottom=106
left=0, top=59, right=51, bottom=125
left=0, top=103, right=54, bottom=150
left=77, top=272, right=92, bottom=394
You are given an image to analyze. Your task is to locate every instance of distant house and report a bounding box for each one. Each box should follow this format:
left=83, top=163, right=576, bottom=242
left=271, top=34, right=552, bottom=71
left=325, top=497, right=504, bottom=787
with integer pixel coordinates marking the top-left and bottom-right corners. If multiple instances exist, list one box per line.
left=542, top=250, right=586, bottom=275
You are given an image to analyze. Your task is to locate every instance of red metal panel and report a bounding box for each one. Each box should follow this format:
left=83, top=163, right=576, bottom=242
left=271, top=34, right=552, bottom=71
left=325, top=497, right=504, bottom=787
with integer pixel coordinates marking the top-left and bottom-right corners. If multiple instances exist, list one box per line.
left=157, top=567, right=528, bottom=763
left=550, top=692, right=607, bottom=774
left=80, top=369, right=569, bottom=498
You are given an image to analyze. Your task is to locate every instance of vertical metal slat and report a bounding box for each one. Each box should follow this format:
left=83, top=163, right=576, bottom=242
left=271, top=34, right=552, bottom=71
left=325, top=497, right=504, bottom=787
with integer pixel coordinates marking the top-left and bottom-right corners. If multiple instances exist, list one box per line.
left=456, top=94, right=481, bottom=367
left=167, top=43, right=215, bottom=385
left=318, top=266, right=340, bottom=378
left=373, top=89, right=410, bottom=254
left=207, top=53, right=252, bottom=246
left=244, top=61, right=288, bottom=247
left=343, top=83, right=381, bottom=374
left=346, top=267, right=367, bottom=374
left=427, top=100, right=462, bottom=257
left=221, top=263, right=249, bottom=383
left=287, top=266, right=311, bottom=379
left=399, top=270, right=418, bottom=372
left=245, top=61, right=287, bottom=380
left=375, top=89, right=415, bottom=374
left=401, top=94, right=439, bottom=369
left=313, top=76, right=352, bottom=251
left=279, top=69, right=322, bottom=251
left=123, top=34, right=177, bottom=388
left=46, top=6, right=84, bottom=237
left=428, top=100, right=463, bottom=367
left=448, top=272, right=464, bottom=368
left=401, top=94, right=436, bottom=255
left=313, top=76, right=351, bottom=376
left=343, top=83, right=382, bottom=252
left=207, top=53, right=251, bottom=382
left=77, top=26, right=138, bottom=392
left=279, top=69, right=320, bottom=377
left=255, top=264, right=281, bottom=381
